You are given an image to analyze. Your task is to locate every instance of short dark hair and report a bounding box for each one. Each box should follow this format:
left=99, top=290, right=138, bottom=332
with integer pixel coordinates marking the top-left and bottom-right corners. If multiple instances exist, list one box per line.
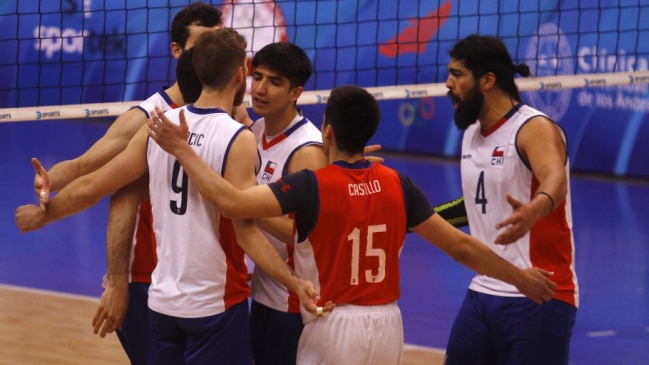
left=193, top=28, right=246, bottom=91
left=171, top=2, right=223, bottom=50
left=449, top=34, right=530, bottom=102
left=176, top=48, right=202, bottom=104
left=252, top=42, right=313, bottom=89
left=324, top=85, right=380, bottom=155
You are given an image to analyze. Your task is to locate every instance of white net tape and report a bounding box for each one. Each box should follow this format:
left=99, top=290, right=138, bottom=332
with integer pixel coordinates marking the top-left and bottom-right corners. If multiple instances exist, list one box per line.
left=3, top=71, right=649, bottom=123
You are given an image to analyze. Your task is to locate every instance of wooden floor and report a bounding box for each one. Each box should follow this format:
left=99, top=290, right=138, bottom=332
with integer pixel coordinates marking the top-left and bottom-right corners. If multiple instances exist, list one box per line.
left=0, top=285, right=444, bottom=365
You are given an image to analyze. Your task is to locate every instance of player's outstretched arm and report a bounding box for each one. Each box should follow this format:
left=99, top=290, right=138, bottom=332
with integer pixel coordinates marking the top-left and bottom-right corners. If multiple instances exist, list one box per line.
left=16, top=125, right=149, bottom=233
left=495, top=116, right=568, bottom=244
left=39, top=108, right=148, bottom=195
left=411, top=214, right=556, bottom=304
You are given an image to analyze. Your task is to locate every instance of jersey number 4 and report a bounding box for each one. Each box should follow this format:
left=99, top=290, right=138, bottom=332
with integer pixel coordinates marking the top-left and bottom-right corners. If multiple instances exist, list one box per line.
left=475, top=171, right=488, bottom=214
left=348, top=225, right=387, bottom=285
left=170, top=160, right=188, bottom=215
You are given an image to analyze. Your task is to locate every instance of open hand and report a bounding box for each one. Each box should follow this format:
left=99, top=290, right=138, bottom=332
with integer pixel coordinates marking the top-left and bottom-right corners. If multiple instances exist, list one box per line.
left=147, top=107, right=189, bottom=155
left=495, top=195, right=536, bottom=244
left=515, top=267, right=556, bottom=304
left=32, top=158, right=50, bottom=208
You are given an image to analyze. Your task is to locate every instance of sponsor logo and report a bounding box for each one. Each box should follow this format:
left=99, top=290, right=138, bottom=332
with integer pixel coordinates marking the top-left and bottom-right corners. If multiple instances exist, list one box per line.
left=316, top=95, right=329, bottom=104
left=462, top=154, right=472, bottom=159
left=33, top=26, right=88, bottom=58
left=584, top=78, right=606, bottom=87
left=540, top=82, right=563, bottom=90
left=405, top=89, right=428, bottom=98
left=630, top=75, right=649, bottom=84
left=35, top=111, right=61, bottom=120
left=85, top=108, right=109, bottom=117
left=33, top=2, right=126, bottom=61
left=379, top=1, right=451, bottom=57
left=276, top=178, right=291, bottom=193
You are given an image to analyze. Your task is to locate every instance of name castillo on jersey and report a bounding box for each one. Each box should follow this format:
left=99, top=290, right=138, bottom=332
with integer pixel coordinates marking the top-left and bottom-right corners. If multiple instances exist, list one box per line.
left=349, top=180, right=382, bottom=196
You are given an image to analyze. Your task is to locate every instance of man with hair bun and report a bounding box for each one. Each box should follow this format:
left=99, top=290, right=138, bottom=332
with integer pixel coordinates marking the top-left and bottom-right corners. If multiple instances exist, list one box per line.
left=443, top=34, right=578, bottom=365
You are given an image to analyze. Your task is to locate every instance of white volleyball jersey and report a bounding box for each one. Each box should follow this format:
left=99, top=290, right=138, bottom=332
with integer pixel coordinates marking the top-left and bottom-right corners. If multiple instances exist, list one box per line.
left=134, top=88, right=178, bottom=119
left=128, top=90, right=177, bottom=284
left=249, top=114, right=322, bottom=313
left=147, top=105, right=251, bottom=318
left=461, top=104, right=579, bottom=307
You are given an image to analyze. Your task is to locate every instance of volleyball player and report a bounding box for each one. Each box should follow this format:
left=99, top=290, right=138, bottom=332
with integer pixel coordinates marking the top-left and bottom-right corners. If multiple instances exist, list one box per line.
left=27, top=3, right=231, bottom=364
left=246, top=42, right=325, bottom=365
left=146, top=84, right=557, bottom=365
left=17, top=28, right=324, bottom=364
left=443, top=34, right=578, bottom=364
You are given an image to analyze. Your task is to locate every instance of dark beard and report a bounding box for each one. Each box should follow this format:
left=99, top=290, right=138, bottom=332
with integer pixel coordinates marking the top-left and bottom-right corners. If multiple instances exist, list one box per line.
left=449, top=86, right=483, bottom=130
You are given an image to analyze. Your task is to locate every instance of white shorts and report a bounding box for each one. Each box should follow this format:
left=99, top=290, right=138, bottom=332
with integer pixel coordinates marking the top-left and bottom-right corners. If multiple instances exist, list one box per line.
left=297, top=302, right=403, bottom=365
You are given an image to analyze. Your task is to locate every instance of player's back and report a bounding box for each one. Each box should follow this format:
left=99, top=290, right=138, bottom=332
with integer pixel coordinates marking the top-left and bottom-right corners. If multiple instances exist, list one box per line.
left=146, top=105, right=250, bottom=318
left=296, top=161, right=407, bottom=310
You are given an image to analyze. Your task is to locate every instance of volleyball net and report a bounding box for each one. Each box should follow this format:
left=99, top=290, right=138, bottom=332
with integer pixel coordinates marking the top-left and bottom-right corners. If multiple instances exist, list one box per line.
left=2, top=0, right=649, bottom=178
left=3, top=1, right=649, bottom=112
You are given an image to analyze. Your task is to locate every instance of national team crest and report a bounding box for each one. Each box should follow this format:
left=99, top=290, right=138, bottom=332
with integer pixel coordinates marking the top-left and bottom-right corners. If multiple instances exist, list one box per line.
left=261, top=161, right=277, bottom=182
left=491, top=145, right=505, bottom=166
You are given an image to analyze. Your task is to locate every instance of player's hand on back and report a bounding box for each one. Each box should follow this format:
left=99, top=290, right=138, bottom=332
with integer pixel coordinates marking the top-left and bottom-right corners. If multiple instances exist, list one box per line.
left=515, top=267, right=556, bottom=305
left=363, top=144, right=384, bottom=164
left=32, top=157, right=50, bottom=208
left=147, top=107, right=189, bottom=156
left=293, top=277, right=335, bottom=317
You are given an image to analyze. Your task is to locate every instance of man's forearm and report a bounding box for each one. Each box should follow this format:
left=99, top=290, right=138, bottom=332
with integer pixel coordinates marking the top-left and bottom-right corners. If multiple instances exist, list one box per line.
left=234, top=220, right=300, bottom=293
left=47, top=160, right=83, bottom=193
left=105, top=187, right=142, bottom=287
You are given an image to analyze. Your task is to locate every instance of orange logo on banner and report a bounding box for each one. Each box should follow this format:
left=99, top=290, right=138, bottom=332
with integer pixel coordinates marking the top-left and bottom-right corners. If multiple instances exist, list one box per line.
left=379, top=1, right=451, bottom=57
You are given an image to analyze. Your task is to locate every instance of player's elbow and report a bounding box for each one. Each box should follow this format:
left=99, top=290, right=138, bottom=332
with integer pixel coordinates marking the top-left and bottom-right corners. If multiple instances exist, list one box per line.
left=216, top=199, right=243, bottom=219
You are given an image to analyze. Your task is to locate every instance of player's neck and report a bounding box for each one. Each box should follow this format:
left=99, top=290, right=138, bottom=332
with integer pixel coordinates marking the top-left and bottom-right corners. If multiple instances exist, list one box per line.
left=165, top=83, right=186, bottom=107
left=263, top=108, right=299, bottom=137
left=479, top=95, right=519, bottom=130
left=193, top=89, right=234, bottom=115
left=329, top=149, right=363, bottom=165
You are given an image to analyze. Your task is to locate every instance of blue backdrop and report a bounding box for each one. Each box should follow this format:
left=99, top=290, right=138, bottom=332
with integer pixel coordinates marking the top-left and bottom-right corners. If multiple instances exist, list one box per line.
left=1, top=0, right=648, bottom=179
